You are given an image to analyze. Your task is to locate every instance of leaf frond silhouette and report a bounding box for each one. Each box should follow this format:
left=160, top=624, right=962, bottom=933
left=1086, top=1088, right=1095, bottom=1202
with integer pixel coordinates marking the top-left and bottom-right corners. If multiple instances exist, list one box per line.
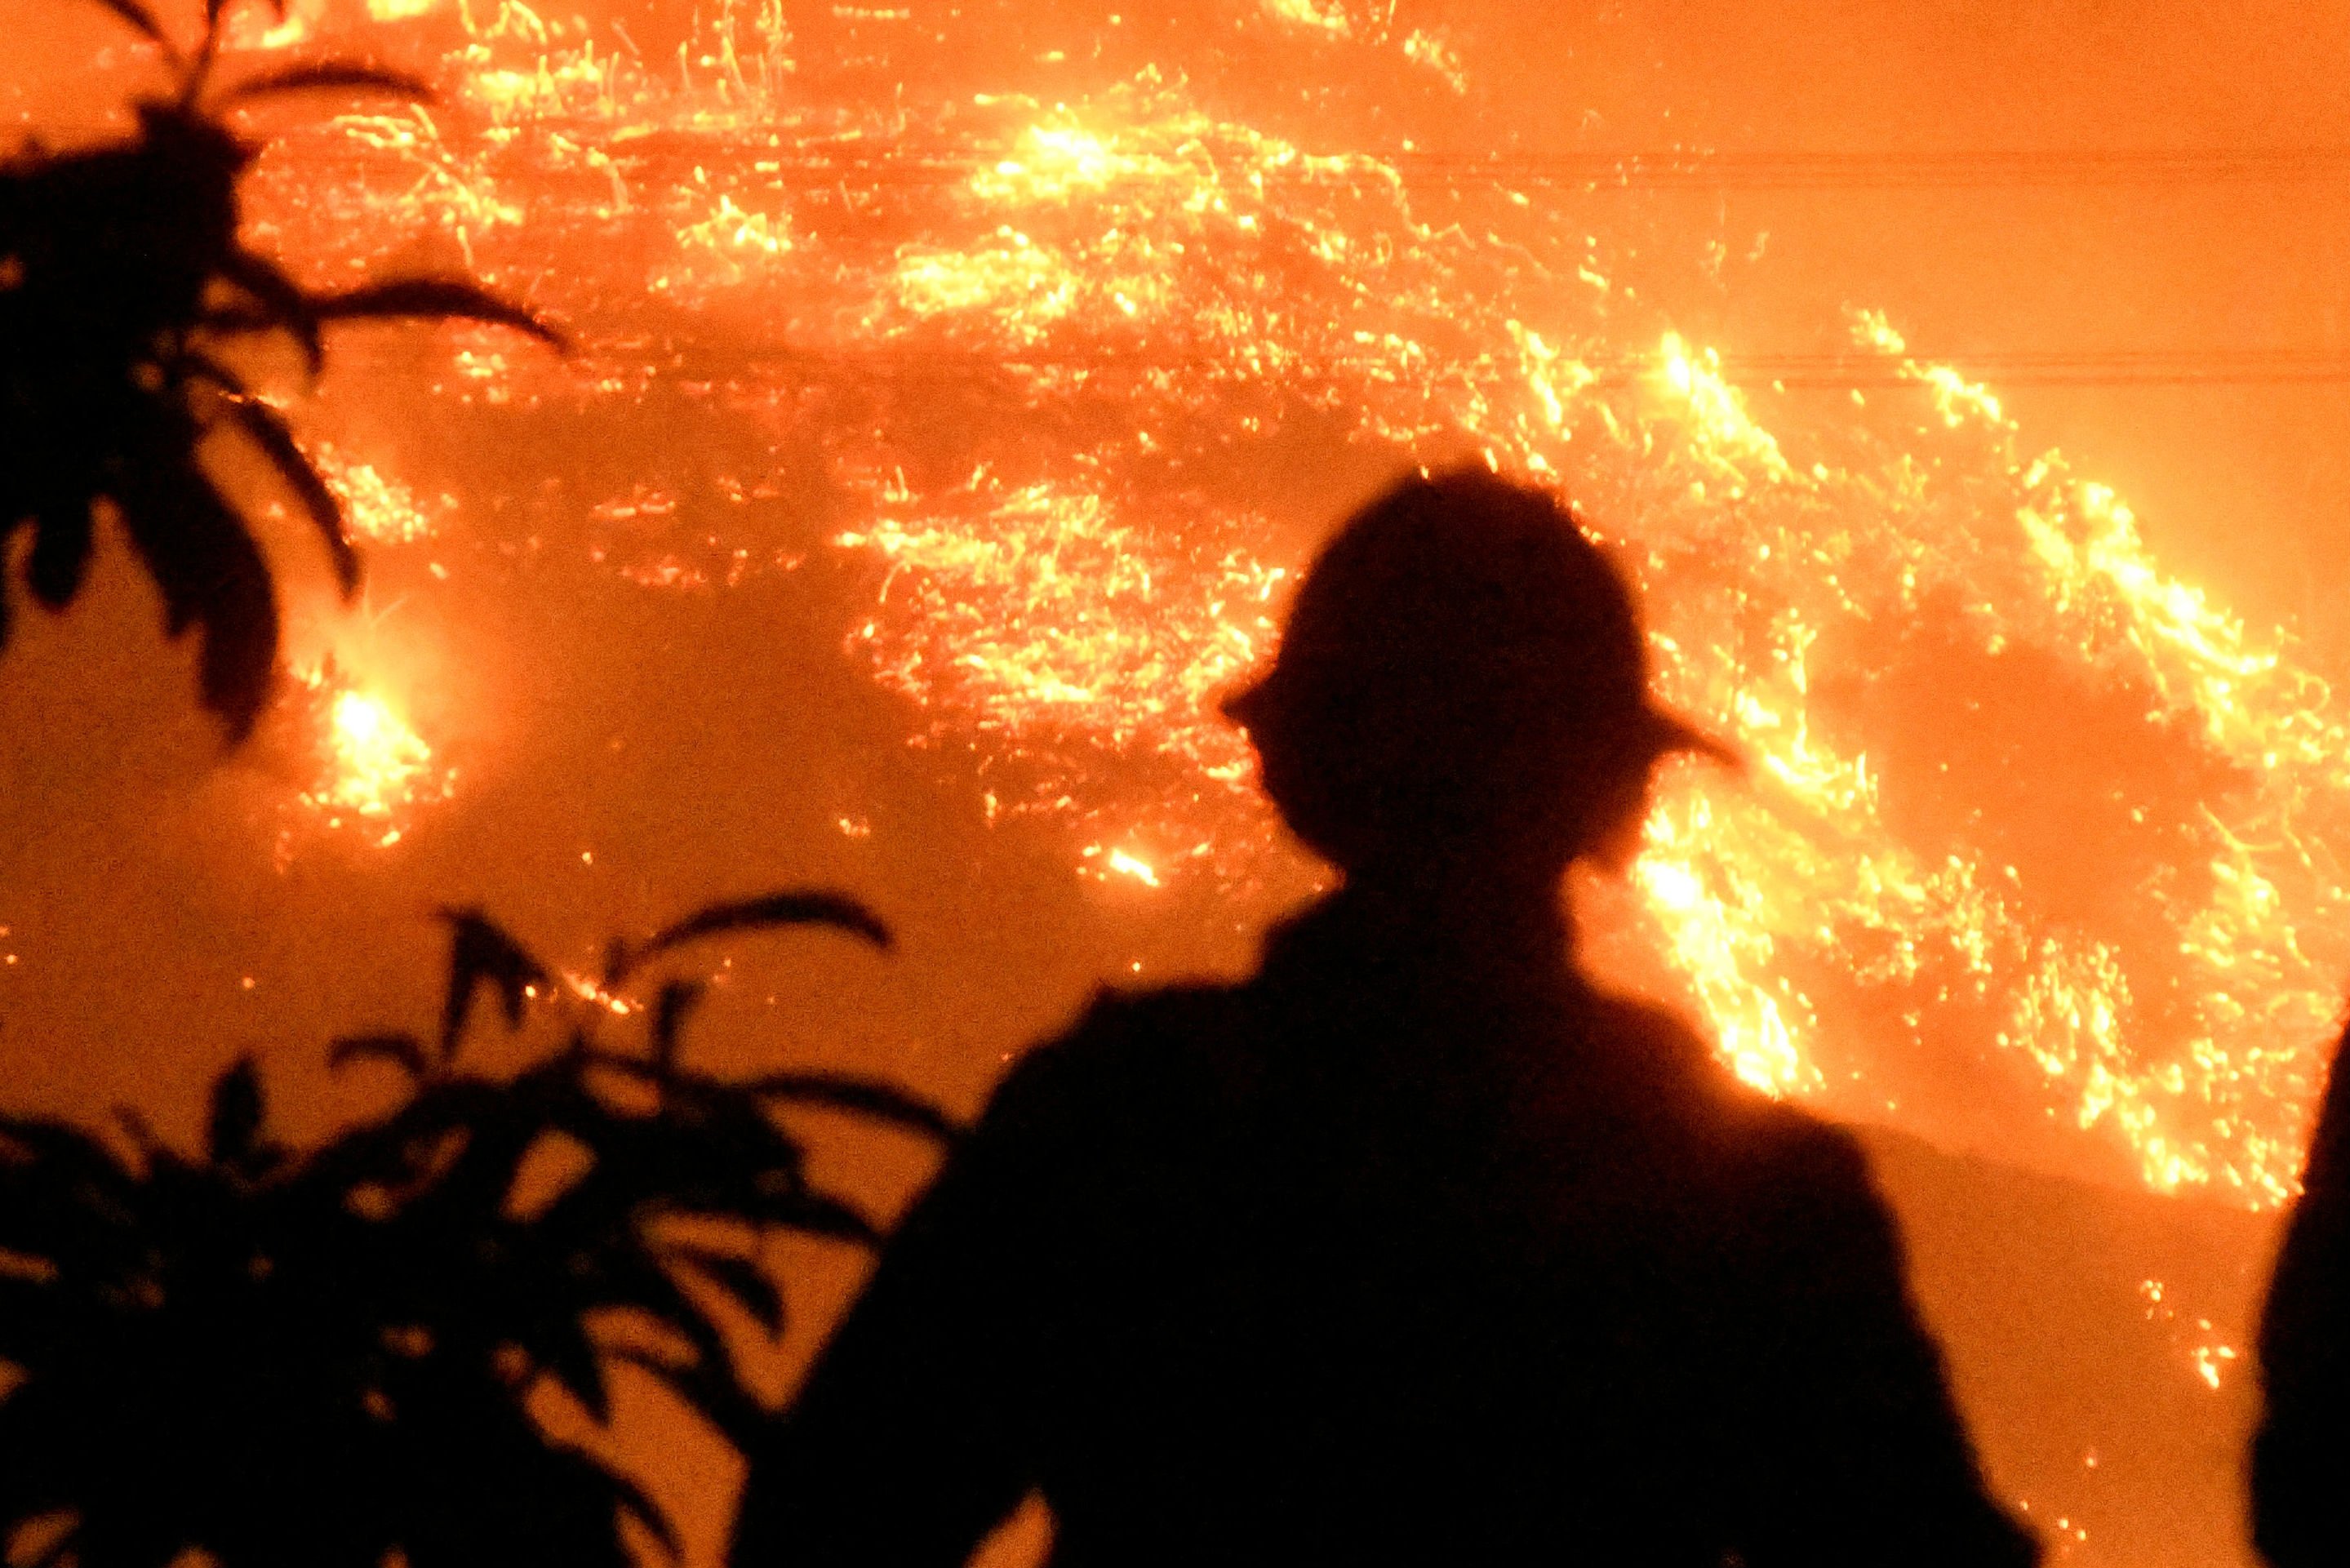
left=204, top=1055, right=270, bottom=1173
left=650, top=979, right=705, bottom=1072
left=0, top=0, right=558, bottom=740
left=0, top=893, right=950, bottom=1568
left=436, top=908, right=549, bottom=1060
left=309, top=279, right=566, bottom=349
left=223, top=394, right=360, bottom=593
left=615, top=891, right=892, bottom=983
left=86, top=0, right=171, bottom=51
left=740, top=1070, right=962, bottom=1141
left=216, top=63, right=435, bottom=106
left=329, top=1031, right=430, bottom=1079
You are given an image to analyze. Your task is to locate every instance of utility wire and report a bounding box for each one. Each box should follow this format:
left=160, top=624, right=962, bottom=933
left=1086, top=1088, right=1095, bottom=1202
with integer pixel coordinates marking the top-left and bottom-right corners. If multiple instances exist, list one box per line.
left=273, top=138, right=2350, bottom=189
left=514, top=344, right=2350, bottom=389
left=1685, top=349, right=2350, bottom=387
left=1389, top=149, right=2350, bottom=190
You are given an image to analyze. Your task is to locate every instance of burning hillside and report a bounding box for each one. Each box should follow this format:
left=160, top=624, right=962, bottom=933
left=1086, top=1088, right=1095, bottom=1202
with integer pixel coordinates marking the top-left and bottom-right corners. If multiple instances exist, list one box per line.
left=183, top=0, right=2350, bottom=1213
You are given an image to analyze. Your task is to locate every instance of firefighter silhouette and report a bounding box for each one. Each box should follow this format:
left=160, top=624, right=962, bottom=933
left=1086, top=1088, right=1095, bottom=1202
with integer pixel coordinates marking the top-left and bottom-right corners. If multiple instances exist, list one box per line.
left=732, top=469, right=2038, bottom=1567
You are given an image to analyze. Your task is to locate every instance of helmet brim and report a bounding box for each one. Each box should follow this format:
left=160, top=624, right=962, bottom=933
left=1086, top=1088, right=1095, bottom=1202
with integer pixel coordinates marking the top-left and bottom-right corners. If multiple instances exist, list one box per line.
left=1221, top=671, right=1740, bottom=773
left=1636, top=705, right=1743, bottom=771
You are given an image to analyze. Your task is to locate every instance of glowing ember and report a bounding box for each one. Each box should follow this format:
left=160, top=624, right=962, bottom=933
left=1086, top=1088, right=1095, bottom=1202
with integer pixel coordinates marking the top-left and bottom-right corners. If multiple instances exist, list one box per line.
left=226, top=2, right=2350, bottom=1206
left=2191, top=1339, right=2238, bottom=1392
left=290, top=668, right=452, bottom=848
left=313, top=445, right=440, bottom=545
left=562, top=971, right=637, bottom=1016
left=2140, top=1280, right=2243, bottom=1396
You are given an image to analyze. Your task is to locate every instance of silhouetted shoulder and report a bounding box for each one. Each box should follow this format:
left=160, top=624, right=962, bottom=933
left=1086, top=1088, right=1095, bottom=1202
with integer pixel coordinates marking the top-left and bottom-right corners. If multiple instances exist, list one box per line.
left=1584, top=987, right=1732, bottom=1090
left=1608, top=1011, right=2036, bottom=1568
left=968, top=981, right=1268, bottom=1155
left=1578, top=987, right=1858, bottom=1162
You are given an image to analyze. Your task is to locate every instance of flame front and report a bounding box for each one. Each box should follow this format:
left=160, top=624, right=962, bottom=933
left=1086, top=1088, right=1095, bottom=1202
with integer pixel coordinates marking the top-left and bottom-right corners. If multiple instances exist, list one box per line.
left=226, top=0, right=2350, bottom=1205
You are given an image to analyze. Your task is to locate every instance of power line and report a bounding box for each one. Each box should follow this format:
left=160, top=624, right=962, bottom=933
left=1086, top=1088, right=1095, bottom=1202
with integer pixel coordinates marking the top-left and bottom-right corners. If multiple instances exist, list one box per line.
left=1686, top=349, right=2350, bottom=387
left=1389, top=149, right=2350, bottom=190
left=273, top=137, right=2350, bottom=190
left=518, top=342, right=2350, bottom=389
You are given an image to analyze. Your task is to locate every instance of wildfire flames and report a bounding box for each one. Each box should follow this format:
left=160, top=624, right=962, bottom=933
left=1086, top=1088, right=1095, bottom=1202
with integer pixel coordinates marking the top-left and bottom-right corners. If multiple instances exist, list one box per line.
left=162, top=0, right=2345, bottom=1212
left=286, top=663, right=451, bottom=848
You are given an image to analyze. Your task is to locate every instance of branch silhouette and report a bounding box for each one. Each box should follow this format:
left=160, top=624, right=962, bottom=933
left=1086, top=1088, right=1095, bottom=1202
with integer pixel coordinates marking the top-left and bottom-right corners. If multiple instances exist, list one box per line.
left=0, top=889, right=952, bottom=1568
left=0, top=0, right=561, bottom=740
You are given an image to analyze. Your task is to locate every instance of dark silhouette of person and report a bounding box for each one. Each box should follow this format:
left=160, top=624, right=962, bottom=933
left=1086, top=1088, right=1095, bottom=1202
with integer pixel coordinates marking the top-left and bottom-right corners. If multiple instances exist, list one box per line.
left=2253, top=1019, right=2350, bottom=1566
left=731, top=469, right=2039, bottom=1567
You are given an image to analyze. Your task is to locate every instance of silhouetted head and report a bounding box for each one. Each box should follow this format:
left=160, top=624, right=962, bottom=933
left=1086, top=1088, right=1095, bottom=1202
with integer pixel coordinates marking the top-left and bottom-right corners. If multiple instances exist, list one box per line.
left=1226, top=469, right=1729, bottom=892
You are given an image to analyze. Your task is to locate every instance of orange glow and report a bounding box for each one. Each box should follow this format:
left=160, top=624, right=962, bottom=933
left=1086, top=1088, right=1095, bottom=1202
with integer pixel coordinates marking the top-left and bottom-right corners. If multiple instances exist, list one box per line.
left=229, top=1, right=2350, bottom=1209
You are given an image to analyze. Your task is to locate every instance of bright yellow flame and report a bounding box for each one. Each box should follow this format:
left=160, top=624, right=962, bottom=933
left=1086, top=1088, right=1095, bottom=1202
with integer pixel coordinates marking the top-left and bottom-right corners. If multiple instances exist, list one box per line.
left=562, top=971, right=637, bottom=1016
left=1259, top=0, right=1353, bottom=38
left=293, top=670, right=452, bottom=849
left=2192, top=1339, right=2238, bottom=1392
left=1108, top=849, right=1162, bottom=887
left=324, top=691, right=430, bottom=814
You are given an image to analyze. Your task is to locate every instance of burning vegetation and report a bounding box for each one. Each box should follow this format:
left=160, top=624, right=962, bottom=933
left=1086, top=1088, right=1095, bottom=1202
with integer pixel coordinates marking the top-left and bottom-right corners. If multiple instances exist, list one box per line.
left=137, top=0, right=2344, bottom=1216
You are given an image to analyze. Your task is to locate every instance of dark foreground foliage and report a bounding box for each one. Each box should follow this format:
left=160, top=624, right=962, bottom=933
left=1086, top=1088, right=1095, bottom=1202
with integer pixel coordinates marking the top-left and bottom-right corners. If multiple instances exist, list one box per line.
left=0, top=891, right=950, bottom=1568
left=0, top=0, right=559, bottom=740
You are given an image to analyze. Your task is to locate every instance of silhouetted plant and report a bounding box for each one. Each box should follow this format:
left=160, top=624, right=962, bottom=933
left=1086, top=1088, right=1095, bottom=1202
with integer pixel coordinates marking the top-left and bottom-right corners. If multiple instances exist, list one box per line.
left=0, top=890, right=949, bottom=1568
left=0, top=0, right=560, bottom=740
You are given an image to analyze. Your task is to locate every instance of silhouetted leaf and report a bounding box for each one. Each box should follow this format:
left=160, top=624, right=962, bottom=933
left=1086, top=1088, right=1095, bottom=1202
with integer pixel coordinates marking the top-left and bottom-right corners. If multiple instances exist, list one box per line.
left=328, top=1032, right=429, bottom=1079
left=112, top=450, right=278, bottom=741
left=605, top=1344, right=766, bottom=1455
left=223, top=393, right=358, bottom=594
left=411, top=1097, right=549, bottom=1223
left=617, top=891, right=892, bottom=981
left=214, top=246, right=321, bottom=372
left=0, top=885, right=934, bottom=1568
left=24, top=508, right=92, bottom=608
left=532, top=1320, right=611, bottom=1424
left=217, top=63, right=434, bottom=107
left=207, top=1057, right=266, bottom=1169
left=84, top=0, right=169, bottom=49
left=309, top=279, right=565, bottom=349
left=600, top=1248, right=726, bottom=1372
left=180, top=349, right=253, bottom=398
left=667, top=1244, right=783, bottom=1335
left=649, top=980, right=704, bottom=1073
left=745, top=1070, right=958, bottom=1141
left=602, top=1458, right=682, bottom=1561
left=437, top=908, right=549, bottom=1060
left=755, top=1188, right=881, bottom=1246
